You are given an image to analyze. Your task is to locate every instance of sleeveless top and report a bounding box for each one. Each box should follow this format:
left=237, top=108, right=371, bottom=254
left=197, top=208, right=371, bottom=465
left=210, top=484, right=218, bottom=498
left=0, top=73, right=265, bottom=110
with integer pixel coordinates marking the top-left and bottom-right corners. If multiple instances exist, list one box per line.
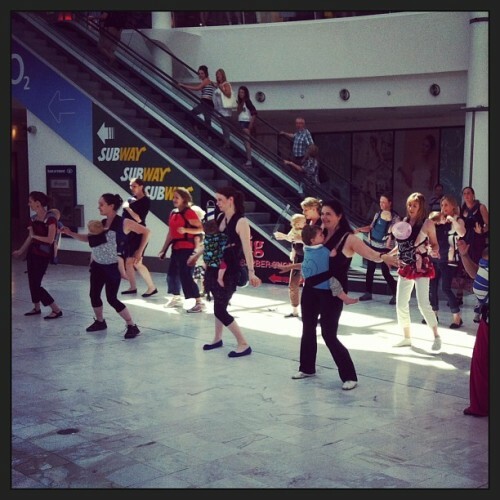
left=395, top=219, right=435, bottom=279
left=435, top=218, right=461, bottom=265
left=218, top=212, right=244, bottom=274
left=201, top=82, right=216, bottom=101
left=123, top=196, right=149, bottom=226
left=461, top=200, right=487, bottom=263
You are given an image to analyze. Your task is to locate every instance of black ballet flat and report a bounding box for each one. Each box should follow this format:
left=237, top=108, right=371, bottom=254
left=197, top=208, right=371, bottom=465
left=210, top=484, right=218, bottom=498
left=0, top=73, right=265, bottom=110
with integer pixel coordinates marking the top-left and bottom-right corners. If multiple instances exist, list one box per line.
left=44, top=311, right=63, bottom=320
left=141, top=288, right=158, bottom=298
left=449, top=320, right=463, bottom=329
left=24, top=309, right=41, bottom=316
left=121, top=289, right=137, bottom=295
left=228, top=346, right=252, bottom=358
left=203, top=340, right=223, bottom=351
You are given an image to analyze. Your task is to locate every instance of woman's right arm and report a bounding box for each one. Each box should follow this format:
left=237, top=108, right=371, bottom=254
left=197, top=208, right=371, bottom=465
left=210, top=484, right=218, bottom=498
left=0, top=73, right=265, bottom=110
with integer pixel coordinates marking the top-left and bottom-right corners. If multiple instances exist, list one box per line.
left=60, top=226, right=89, bottom=242
left=159, top=231, right=172, bottom=259
left=456, top=240, right=479, bottom=279
left=180, top=77, right=209, bottom=92
left=12, top=232, right=32, bottom=257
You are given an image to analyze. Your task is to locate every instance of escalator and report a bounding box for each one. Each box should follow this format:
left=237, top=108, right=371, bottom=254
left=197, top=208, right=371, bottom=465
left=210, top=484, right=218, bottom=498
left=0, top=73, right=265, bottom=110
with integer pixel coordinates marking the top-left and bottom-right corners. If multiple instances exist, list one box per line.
left=12, top=11, right=376, bottom=271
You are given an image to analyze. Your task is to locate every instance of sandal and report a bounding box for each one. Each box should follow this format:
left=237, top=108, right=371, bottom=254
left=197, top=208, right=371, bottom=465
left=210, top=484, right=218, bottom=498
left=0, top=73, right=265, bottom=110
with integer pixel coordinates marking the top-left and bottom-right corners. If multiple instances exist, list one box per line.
left=44, top=311, right=63, bottom=320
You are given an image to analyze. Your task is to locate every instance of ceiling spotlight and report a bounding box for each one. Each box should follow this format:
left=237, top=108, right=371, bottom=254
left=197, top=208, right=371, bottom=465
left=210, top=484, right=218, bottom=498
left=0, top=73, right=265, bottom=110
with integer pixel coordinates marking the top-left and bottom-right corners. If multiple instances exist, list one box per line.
left=255, top=91, right=266, bottom=103
left=339, top=89, right=350, bottom=101
left=429, top=84, right=440, bottom=96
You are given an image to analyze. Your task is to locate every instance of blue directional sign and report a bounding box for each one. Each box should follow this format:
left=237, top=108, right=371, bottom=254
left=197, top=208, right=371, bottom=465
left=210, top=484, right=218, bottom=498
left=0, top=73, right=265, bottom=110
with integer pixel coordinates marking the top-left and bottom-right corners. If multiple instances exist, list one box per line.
left=11, top=39, right=93, bottom=161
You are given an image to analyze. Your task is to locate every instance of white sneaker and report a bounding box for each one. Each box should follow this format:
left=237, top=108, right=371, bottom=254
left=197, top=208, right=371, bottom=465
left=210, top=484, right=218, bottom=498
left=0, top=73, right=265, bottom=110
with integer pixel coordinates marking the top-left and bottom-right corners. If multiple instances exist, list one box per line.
left=342, top=380, right=358, bottom=390
left=291, top=371, right=315, bottom=379
left=393, top=338, right=412, bottom=347
left=163, top=296, right=182, bottom=308
left=431, top=336, right=442, bottom=351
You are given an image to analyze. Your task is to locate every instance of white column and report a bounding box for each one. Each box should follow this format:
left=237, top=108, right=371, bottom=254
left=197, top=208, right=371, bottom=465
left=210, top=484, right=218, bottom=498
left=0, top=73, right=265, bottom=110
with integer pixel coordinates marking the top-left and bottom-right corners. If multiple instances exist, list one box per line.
left=150, top=12, right=172, bottom=76
left=152, top=12, right=171, bottom=29
left=462, top=11, right=488, bottom=207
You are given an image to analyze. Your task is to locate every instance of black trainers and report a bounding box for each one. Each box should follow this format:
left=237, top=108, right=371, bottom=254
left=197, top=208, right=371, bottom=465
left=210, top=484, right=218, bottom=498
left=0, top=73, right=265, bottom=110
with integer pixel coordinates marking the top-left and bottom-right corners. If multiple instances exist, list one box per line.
left=124, top=324, right=140, bottom=339
left=389, top=296, right=396, bottom=305
left=359, top=293, right=372, bottom=301
left=86, top=319, right=107, bottom=332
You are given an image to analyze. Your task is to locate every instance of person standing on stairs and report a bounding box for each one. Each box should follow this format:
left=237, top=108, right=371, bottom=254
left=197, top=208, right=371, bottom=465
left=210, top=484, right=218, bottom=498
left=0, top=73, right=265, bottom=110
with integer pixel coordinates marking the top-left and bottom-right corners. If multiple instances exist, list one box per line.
left=236, top=85, right=258, bottom=167
left=212, top=68, right=234, bottom=149
left=178, top=65, right=216, bottom=139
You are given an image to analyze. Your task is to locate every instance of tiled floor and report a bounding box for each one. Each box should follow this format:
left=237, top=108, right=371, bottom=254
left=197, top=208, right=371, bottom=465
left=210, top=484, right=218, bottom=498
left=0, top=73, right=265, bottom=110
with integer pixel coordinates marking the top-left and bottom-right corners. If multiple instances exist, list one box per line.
left=11, top=259, right=488, bottom=489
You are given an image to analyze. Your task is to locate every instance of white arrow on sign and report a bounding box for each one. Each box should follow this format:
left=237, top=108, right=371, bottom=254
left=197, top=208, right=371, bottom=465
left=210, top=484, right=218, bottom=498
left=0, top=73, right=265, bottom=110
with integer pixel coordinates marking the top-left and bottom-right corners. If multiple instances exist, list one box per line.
left=97, top=123, right=115, bottom=144
left=48, top=90, right=76, bottom=124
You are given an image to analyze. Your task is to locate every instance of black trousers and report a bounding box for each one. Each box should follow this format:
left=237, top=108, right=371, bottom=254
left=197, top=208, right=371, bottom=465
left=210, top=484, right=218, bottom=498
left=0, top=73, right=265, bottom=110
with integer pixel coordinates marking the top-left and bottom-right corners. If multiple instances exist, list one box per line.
left=299, top=285, right=357, bottom=382
left=364, top=256, right=397, bottom=295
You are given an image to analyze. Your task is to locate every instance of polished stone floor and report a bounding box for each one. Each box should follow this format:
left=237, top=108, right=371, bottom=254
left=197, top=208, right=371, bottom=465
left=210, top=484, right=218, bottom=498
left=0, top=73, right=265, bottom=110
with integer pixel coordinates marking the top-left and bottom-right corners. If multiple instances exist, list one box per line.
left=11, top=259, right=489, bottom=489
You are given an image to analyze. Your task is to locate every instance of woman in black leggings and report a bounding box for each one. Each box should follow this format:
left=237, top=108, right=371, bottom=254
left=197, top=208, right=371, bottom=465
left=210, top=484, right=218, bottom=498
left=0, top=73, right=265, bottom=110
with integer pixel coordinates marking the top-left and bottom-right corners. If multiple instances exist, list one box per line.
left=62, top=193, right=150, bottom=339
left=13, top=191, right=63, bottom=319
left=188, top=186, right=261, bottom=357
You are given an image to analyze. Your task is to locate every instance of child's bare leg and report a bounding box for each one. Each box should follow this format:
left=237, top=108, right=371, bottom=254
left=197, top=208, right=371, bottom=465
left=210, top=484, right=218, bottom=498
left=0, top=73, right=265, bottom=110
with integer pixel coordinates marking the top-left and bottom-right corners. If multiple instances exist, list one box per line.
left=217, top=269, right=225, bottom=288
left=338, top=290, right=359, bottom=305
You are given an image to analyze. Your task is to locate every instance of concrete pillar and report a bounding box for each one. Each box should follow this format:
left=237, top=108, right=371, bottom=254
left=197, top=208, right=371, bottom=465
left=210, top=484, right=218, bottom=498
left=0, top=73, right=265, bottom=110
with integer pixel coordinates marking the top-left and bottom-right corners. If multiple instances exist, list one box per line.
left=152, top=12, right=171, bottom=29
left=462, top=11, right=488, bottom=206
left=150, top=12, right=172, bottom=76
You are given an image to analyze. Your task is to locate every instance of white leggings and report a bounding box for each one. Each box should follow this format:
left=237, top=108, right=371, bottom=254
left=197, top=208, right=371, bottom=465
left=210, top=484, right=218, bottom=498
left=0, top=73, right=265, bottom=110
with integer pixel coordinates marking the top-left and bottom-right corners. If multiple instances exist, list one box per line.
left=396, top=275, right=438, bottom=329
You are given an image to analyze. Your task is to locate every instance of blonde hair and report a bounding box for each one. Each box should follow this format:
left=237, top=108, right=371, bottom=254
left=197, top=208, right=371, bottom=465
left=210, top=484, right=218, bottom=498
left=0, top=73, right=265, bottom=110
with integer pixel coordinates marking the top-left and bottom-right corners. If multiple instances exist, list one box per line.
left=87, top=219, right=104, bottom=235
left=440, top=194, right=460, bottom=216
left=191, top=205, right=206, bottom=221
left=300, top=197, right=322, bottom=211
left=290, top=213, right=307, bottom=227
left=406, top=192, right=427, bottom=223
left=428, top=211, right=443, bottom=223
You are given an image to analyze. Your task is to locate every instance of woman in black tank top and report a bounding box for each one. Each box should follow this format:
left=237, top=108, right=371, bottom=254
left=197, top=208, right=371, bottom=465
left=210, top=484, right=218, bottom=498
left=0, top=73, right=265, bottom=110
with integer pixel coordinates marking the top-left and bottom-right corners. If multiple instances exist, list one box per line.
left=292, top=199, right=396, bottom=390
left=188, top=187, right=262, bottom=358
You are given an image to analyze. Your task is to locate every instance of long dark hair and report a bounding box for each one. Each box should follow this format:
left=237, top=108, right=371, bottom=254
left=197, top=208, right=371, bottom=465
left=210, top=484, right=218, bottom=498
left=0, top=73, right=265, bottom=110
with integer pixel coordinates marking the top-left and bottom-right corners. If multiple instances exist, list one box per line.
left=130, top=177, right=148, bottom=198
left=217, top=186, right=245, bottom=215
left=101, top=193, right=123, bottom=212
left=321, top=199, right=353, bottom=235
left=236, top=85, right=250, bottom=114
